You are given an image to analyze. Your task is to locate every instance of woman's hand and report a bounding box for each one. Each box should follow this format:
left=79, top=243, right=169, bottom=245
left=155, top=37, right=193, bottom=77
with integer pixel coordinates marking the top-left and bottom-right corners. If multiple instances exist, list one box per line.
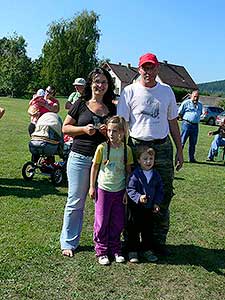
left=84, top=124, right=96, bottom=136
left=98, top=124, right=107, bottom=137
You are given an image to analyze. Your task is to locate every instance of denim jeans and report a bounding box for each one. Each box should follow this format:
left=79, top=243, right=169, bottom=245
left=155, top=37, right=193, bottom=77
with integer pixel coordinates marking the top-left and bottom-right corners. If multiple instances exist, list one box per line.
left=60, top=151, right=93, bottom=250
left=181, top=121, right=199, bottom=161
left=208, top=135, right=225, bottom=159
left=29, top=140, right=59, bottom=162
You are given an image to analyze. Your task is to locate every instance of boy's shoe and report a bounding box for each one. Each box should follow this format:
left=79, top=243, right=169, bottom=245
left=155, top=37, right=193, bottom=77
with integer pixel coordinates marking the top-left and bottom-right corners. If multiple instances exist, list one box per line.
left=141, top=250, right=158, bottom=262
left=115, top=254, right=125, bottom=263
left=128, top=252, right=139, bottom=263
left=98, top=255, right=110, bottom=265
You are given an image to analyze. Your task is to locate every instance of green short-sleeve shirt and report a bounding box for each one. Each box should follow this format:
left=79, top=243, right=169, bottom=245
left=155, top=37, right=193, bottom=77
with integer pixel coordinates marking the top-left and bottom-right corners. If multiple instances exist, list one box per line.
left=93, top=142, right=133, bottom=192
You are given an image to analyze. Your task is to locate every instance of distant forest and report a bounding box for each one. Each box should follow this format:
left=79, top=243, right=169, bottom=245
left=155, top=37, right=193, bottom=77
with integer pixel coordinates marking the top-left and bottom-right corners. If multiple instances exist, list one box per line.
left=198, top=79, right=225, bottom=96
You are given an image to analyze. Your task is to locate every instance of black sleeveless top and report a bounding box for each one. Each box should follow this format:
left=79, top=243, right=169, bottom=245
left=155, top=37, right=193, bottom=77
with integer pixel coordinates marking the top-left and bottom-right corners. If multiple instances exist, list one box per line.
left=68, top=99, right=113, bottom=156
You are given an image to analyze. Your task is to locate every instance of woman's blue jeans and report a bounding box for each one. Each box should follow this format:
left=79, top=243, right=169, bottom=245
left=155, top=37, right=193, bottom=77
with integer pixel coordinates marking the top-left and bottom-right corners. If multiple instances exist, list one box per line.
left=60, top=151, right=92, bottom=250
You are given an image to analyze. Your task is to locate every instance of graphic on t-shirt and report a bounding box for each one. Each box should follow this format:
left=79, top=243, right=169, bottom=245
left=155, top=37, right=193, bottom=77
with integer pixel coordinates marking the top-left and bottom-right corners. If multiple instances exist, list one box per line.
left=92, top=115, right=102, bottom=129
left=142, top=95, right=160, bottom=118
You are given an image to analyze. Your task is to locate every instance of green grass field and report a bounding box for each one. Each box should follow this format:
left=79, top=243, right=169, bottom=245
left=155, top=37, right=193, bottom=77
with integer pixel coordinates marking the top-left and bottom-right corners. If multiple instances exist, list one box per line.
left=0, top=97, right=224, bottom=300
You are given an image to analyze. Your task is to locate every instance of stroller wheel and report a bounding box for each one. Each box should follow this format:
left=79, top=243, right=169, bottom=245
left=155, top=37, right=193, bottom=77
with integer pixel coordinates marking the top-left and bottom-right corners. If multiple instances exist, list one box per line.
left=22, top=161, right=36, bottom=180
left=51, top=169, right=63, bottom=186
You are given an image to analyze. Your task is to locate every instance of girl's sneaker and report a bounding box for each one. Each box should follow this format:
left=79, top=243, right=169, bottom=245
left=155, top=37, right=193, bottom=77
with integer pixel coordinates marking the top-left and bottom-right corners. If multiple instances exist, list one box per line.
left=141, top=250, right=158, bottom=262
left=128, top=252, right=139, bottom=263
left=98, top=255, right=110, bottom=265
left=115, top=254, right=125, bottom=263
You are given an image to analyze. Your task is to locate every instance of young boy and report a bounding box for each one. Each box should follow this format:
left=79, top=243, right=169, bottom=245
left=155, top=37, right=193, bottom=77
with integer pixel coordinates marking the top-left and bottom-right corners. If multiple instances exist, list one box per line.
left=126, top=145, right=164, bottom=263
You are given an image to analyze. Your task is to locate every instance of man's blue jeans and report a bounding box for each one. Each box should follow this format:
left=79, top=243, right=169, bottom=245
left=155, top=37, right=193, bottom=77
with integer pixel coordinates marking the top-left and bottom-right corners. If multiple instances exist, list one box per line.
left=60, top=151, right=93, bottom=250
left=181, top=121, right=199, bottom=162
left=208, top=135, right=225, bottom=159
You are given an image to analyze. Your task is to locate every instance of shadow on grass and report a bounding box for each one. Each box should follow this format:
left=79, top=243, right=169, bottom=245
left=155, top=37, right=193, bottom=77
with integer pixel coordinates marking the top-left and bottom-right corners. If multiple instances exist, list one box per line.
left=184, top=160, right=225, bottom=167
left=0, top=177, right=67, bottom=198
left=174, top=176, right=185, bottom=180
left=161, top=244, right=225, bottom=276
left=76, top=245, right=95, bottom=253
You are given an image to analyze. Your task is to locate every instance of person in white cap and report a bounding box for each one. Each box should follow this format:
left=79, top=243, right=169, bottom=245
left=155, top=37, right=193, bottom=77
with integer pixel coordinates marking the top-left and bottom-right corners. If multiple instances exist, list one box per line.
left=65, top=78, right=86, bottom=110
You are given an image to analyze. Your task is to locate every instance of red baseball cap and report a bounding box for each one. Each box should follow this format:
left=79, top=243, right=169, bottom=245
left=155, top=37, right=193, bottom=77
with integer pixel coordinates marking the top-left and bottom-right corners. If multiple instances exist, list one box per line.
left=138, top=53, right=159, bottom=67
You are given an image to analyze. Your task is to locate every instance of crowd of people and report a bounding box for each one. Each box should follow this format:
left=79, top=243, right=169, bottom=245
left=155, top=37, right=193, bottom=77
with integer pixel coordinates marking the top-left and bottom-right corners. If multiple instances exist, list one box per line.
left=58, top=53, right=185, bottom=265
left=1, top=52, right=223, bottom=266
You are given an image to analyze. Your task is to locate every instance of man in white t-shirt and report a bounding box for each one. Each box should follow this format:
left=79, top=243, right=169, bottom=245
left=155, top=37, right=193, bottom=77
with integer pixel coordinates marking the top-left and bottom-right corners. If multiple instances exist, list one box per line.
left=117, top=52, right=183, bottom=256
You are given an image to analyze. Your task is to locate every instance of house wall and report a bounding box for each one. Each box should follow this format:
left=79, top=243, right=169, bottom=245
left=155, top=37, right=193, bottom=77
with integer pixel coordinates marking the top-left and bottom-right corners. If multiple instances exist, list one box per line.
left=107, top=69, right=121, bottom=95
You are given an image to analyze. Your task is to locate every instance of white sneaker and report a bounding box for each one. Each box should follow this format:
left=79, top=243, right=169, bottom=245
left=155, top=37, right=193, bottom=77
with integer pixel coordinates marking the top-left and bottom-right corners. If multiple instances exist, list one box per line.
left=128, top=252, right=139, bottom=263
left=115, top=254, right=125, bottom=263
left=98, top=255, right=110, bottom=265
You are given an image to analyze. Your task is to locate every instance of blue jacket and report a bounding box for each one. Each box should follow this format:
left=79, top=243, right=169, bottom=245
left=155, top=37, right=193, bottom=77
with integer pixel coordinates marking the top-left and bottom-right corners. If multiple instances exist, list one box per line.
left=127, top=166, right=164, bottom=208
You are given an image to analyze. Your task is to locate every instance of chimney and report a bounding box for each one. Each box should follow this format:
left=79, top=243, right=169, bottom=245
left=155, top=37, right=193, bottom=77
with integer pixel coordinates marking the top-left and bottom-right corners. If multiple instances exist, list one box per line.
left=127, top=63, right=131, bottom=68
left=118, top=62, right=122, bottom=65
left=163, top=60, right=168, bottom=64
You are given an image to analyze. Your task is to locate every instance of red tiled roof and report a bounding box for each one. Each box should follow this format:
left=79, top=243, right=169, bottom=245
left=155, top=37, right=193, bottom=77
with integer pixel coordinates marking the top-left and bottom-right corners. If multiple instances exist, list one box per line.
left=103, top=61, right=197, bottom=90
left=158, top=62, right=198, bottom=90
left=103, top=63, right=138, bottom=84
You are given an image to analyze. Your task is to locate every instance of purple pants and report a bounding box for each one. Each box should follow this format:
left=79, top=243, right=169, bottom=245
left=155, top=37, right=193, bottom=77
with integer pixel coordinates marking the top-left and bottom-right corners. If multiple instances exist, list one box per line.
left=94, top=188, right=125, bottom=257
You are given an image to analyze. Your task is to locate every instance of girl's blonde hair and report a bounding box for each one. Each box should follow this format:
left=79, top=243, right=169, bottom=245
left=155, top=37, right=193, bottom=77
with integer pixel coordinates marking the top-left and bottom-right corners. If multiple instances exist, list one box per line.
left=106, top=115, right=128, bottom=136
left=103, top=115, right=128, bottom=165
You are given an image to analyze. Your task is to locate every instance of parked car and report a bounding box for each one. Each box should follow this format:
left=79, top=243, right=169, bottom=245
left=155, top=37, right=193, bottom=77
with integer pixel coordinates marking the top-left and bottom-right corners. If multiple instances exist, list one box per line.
left=215, top=111, right=225, bottom=126
left=200, top=105, right=224, bottom=125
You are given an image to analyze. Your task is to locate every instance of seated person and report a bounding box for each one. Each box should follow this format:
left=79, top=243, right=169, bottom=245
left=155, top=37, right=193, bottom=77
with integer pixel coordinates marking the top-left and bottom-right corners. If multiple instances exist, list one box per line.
left=207, top=121, right=225, bottom=161
left=29, top=112, right=63, bottom=163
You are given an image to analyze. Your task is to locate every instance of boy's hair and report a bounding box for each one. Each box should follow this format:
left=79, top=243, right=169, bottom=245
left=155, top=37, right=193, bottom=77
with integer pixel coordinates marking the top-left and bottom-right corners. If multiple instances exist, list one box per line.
left=136, top=145, right=155, bottom=160
left=104, top=115, right=127, bottom=165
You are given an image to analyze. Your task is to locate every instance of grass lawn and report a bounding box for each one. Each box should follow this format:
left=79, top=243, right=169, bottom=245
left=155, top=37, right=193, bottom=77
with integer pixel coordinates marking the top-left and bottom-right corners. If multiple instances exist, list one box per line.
left=0, top=97, right=224, bottom=300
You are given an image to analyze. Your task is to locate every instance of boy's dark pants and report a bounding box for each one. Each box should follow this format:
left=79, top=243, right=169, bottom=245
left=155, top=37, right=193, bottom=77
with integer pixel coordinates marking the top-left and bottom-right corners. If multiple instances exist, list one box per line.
left=127, top=200, right=155, bottom=252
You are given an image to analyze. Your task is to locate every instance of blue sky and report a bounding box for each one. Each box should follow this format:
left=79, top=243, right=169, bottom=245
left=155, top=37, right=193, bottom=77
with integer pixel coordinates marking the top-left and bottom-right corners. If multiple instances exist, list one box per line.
left=0, top=0, right=225, bottom=84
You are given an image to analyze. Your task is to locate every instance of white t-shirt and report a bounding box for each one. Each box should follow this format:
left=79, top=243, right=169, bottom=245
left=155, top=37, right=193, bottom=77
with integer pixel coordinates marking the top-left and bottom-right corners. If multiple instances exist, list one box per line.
left=143, top=169, right=153, bottom=183
left=117, top=82, right=178, bottom=140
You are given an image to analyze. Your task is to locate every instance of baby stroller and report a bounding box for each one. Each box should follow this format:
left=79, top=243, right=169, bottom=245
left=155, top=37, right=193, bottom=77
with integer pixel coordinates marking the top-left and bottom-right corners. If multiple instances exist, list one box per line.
left=22, top=112, right=66, bottom=186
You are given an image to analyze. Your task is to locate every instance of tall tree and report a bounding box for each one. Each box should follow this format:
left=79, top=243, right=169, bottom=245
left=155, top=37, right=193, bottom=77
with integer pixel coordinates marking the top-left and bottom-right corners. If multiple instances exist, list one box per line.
left=0, top=33, right=31, bottom=97
left=27, top=57, right=44, bottom=94
left=41, top=10, right=100, bottom=95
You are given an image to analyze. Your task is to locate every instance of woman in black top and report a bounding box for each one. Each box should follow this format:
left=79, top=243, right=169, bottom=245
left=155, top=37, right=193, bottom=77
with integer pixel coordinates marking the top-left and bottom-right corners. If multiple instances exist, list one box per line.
left=60, top=68, right=116, bottom=257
